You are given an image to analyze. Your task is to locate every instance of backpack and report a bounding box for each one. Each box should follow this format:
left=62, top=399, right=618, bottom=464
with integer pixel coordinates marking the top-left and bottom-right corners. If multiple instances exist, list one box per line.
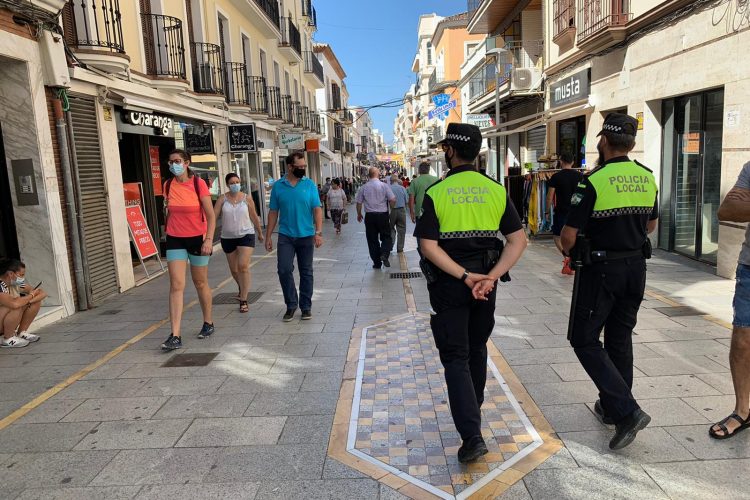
left=164, top=174, right=205, bottom=222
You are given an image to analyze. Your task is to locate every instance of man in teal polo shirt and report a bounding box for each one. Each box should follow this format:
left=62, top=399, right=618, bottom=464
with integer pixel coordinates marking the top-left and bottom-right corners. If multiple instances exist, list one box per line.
left=265, top=151, right=323, bottom=322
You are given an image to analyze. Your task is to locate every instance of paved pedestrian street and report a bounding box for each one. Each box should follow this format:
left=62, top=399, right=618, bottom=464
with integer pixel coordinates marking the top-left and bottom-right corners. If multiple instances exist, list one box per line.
left=0, top=211, right=745, bottom=499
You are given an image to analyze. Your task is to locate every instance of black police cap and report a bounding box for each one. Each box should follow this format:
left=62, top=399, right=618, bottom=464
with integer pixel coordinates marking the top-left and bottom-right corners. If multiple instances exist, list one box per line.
left=436, top=122, right=483, bottom=160
left=597, top=112, right=638, bottom=137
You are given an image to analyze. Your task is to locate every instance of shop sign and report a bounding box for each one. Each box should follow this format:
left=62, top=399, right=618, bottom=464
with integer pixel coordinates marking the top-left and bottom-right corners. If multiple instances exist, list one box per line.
left=228, top=124, right=257, bottom=153
left=184, top=127, right=214, bottom=154
left=467, top=114, right=495, bottom=128
left=305, top=139, right=320, bottom=152
left=636, top=112, right=644, bottom=130
left=125, top=205, right=158, bottom=259
left=122, top=110, right=173, bottom=135
left=429, top=94, right=456, bottom=121
left=123, top=182, right=143, bottom=208
left=550, top=69, right=590, bottom=109
left=280, top=133, right=304, bottom=150
left=149, top=146, right=163, bottom=196
left=682, top=132, right=701, bottom=155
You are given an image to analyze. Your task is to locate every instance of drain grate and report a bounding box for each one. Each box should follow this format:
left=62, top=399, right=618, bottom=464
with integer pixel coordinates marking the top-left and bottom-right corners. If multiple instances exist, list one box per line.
left=213, top=291, right=264, bottom=305
left=654, top=306, right=704, bottom=317
left=389, top=272, right=422, bottom=279
left=99, top=309, right=122, bottom=315
left=162, top=352, right=218, bottom=367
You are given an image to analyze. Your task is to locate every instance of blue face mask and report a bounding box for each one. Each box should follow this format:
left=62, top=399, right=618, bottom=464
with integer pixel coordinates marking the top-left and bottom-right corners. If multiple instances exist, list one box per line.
left=229, top=184, right=241, bottom=193
left=169, top=162, right=185, bottom=176
left=14, top=277, right=25, bottom=287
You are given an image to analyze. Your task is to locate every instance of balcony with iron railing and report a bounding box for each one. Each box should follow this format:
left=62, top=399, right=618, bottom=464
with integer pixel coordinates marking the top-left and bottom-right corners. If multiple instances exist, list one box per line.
left=224, top=62, right=249, bottom=106
left=62, top=0, right=128, bottom=73
left=553, top=0, right=577, bottom=47
left=190, top=42, right=223, bottom=95
left=247, top=76, right=269, bottom=117
left=577, top=0, right=632, bottom=49
left=141, top=13, right=187, bottom=92
left=428, top=67, right=446, bottom=92
left=280, top=94, right=294, bottom=127
left=303, top=51, right=324, bottom=85
left=291, top=101, right=304, bottom=129
left=279, top=17, right=302, bottom=60
left=333, top=137, right=343, bottom=152
left=267, top=86, right=284, bottom=123
left=241, top=0, right=281, bottom=37
left=302, top=0, right=317, bottom=29
left=312, top=112, right=322, bottom=134
left=300, top=105, right=310, bottom=131
left=469, top=39, right=543, bottom=103
left=345, top=141, right=355, bottom=154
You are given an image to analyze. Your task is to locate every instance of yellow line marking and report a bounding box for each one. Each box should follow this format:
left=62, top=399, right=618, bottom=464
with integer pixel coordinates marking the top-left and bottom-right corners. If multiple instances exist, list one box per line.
left=0, top=252, right=276, bottom=431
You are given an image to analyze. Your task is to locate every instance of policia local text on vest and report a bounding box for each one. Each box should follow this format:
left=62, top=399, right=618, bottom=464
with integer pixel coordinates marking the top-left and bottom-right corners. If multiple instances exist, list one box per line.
left=414, top=122, right=528, bottom=464
left=561, top=113, right=659, bottom=451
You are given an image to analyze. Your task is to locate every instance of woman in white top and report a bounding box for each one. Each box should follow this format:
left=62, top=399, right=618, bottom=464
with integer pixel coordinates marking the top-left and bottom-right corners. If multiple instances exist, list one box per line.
left=327, top=179, right=348, bottom=235
left=214, top=173, right=264, bottom=313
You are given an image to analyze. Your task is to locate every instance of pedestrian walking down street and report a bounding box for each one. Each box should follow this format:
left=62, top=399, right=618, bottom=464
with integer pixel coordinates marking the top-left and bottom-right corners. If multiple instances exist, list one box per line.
left=710, top=161, right=750, bottom=439
left=265, top=152, right=323, bottom=322
left=356, top=167, right=396, bottom=269
left=327, top=179, right=348, bottom=235
left=161, top=149, right=217, bottom=351
left=408, top=162, right=439, bottom=224
left=561, top=113, right=658, bottom=450
left=545, top=152, right=582, bottom=274
left=389, top=174, right=408, bottom=253
left=214, top=173, right=264, bottom=314
left=414, top=123, right=527, bottom=463
left=321, top=177, right=332, bottom=219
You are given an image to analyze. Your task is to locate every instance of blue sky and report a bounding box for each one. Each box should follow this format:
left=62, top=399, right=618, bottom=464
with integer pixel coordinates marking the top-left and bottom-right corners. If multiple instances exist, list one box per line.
left=313, top=0, right=468, bottom=145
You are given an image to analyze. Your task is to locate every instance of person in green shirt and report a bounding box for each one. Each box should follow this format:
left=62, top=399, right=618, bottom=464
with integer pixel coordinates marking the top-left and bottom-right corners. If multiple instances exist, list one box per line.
left=408, top=162, right=439, bottom=223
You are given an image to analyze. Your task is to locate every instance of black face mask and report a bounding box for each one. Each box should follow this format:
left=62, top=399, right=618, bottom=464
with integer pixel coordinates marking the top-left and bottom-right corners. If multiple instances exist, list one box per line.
left=292, top=168, right=306, bottom=179
left=444, top=151, right=453, bottom=170
left=596, top=141, right=605, bottom=167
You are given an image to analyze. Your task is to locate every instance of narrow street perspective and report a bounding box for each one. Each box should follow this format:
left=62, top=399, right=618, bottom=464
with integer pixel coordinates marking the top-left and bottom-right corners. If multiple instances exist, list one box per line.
left=0, top=0, right=748, bottom=499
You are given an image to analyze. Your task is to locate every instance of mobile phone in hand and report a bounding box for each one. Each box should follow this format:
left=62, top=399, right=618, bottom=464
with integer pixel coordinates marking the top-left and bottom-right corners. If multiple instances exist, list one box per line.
left=33, top=281, right=42, bottom=290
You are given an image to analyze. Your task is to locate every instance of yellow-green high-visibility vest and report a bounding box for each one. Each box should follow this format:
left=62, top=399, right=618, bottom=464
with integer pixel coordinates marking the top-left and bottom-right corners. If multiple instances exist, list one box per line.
left=586, top=160, right=657, bottom=218
left=428, top=170, right=507, bottom=239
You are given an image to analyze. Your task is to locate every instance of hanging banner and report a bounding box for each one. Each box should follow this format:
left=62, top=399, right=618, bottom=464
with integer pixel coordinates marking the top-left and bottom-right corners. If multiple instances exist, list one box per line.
left=228, top=124, right=258, bottom=153
left=125, top=205, right=158, bottom=259
left=305, top=139, right=320, bottom=152
left=123, top=182, right=143, bottom=208
left=149, top=146, right=163, bottom=196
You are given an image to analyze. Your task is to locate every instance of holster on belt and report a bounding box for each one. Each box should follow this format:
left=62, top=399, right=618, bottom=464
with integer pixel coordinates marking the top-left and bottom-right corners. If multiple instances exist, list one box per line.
left=419, top=258, right=440, bottom=285
left=484, top=242, right=511, bottom=283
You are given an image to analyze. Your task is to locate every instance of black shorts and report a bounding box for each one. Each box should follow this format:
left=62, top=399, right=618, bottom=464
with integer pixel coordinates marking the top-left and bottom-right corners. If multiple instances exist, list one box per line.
left=166, top=235, right=204, bottom=255
left=221, top=234, right=256, bottom=254
left=552, top=211, right=569, bottom=236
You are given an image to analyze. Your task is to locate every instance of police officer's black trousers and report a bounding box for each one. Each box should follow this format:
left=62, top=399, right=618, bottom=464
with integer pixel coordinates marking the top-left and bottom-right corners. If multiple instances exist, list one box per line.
left=569, top=257, right=646, bottom=424
left=364, top=212, right=392, bottom=266
left=428, top=273, right=496, bottom=441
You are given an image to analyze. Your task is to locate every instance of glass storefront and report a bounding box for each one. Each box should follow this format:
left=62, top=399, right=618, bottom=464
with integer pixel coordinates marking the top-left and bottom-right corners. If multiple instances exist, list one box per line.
left=557, top=116, right=587, bottom=168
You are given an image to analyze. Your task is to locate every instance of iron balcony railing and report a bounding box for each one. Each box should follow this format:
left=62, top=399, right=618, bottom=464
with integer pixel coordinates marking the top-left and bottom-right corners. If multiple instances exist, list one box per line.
left=331, top=84, right=342, bottom=111
left=280, top=94, right=294, bottom=124
left=302, top=0, right=317, bottom=28
left=224, top=62, right=249, bottom=105
left=62, top=0, right=125, bottom=54
left=291, top=101, right=304, bottom=128
left=190, top=42, right=223, bottom=94
left=248, top=76, right=269, bottom=114
left=470, top=40, right=543, bottom=100
left=345, top=141, right=355, bottom=154
left=333, top=137, right=343, bottom=152
left=311, top=112, right=321, bottom=134
left=578, top=0, right=632, bottom=42
left=141, top=13, right=186, bottom=79
left=253, top=0, right=280, bottom=30
left=303, top=51, right=324, bottom=82
left=553, top=0, right=576, bottom=38
left=428, top=67, right=445, bottom=92
left=300, top=105, right=309, bottom=130
left=280, top=17, right=302, bottom=56
left=469, top=62, right=496, bottom=101
left=267, top=86, right=283, bottom=120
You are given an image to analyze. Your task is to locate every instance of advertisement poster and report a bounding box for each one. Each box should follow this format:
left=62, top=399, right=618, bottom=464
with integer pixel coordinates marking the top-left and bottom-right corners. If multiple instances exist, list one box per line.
left=126, top=205, right=158, bottom=259
left=150, top=146, right=163, bottom=196
left=123, top=182, right=143, bottom=208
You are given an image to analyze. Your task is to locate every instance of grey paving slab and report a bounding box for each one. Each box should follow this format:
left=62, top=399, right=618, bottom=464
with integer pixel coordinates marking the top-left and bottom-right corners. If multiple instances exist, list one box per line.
left=539, top=404, right=603, bottom=433
left=0, top=450, right=119, bottom=490
left=61, top=397, right=168, bottom=422
left=284, top=333, right=352, bottom=345
left=134, top=376, right=227, bottom=396
left=620, top=398, right=710, bottom=427
left=0, top=422, right=96, bottom=452
left=216, top=373, right=304, bottom=394
left=694, top=372, right=734, bottom=394
left=524, top=380, right=599, bottom=405
left=203, top=444, right=326, bottom=481
left=278, top=415, right=333, bottom=444
left=191, top=358, right=276, bottom=377
left=242, top=344, right=317, bottom=359
left=645, top=340, right=730, bottom=357
left=54, top=379, right=149, bottom=400
left=14, top=486, right=142, bottom=500
left=664, top=424, right=750, bottom=460
left=116, top=363, right=200, bottom=379
left=631, top=374, right=721, bottom=399
left=152, top=393, right=255, bottom=419
left=176, top=416, right=285, bottom=447
left=379, top=484, right=410, bottom=500
left=322, top=457, right=369, bottom=479
left=255, top=479, right=379, bottom=500
left=507, top=363, right=563, bottom=384
left=300, top=371, right=343, bottom=392
left=500, top=347, right=581, bottom=366
left=80, top=363, right=131, bottom=380
left=74, top=419, right=192, bottom=450
left=643, top=459, right=750, bottom=500
left=634, top=355, right=728, bottom=376
left=534, top=447, right=580, bottom=470
left=16, top=399, right=85, bottom=424
left=91, top=447, right=224, bottom=486
left=135, top=483, right=260, bottom=500
left=269, top=356, right=346, bottom=373
left=0, top=381, right=56, bottom=402
left=244, top=390, right=339, bottom=416
left=497, top=480, right=533, bottom=499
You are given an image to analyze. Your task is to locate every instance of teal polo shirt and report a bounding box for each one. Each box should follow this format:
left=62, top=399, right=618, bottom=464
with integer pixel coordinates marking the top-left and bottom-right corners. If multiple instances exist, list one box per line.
left=269, top=176, right=321, bottom=238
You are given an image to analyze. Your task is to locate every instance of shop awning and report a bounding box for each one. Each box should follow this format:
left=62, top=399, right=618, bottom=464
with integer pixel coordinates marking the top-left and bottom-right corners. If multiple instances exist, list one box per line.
left=108, top=91, right=231, bottom=126
left=483, top=117, right=545, bottom=138
left=481, top=110, right=545, bottom=138
left=545, top=102, right=593, bottom=123
left=319, top=143, right=335, bottom=160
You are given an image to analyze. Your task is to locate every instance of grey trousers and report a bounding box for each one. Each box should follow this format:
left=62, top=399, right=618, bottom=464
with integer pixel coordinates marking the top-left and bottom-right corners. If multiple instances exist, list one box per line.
left=389, top=207, right=407, bottom=253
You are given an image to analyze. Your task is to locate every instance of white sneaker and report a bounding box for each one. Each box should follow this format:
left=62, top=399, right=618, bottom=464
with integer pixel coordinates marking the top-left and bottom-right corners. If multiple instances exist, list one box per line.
left=1, top=336, right=30, bottom=348
left=18, top=332, right=40, bottom=343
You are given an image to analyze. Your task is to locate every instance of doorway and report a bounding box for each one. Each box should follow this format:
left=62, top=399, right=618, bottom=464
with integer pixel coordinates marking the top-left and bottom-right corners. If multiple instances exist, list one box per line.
left=660, top=89, right=724, bottom=264
left=0, top=122, right=19, bottom=259
left=557, top=115, right=586, bottom=168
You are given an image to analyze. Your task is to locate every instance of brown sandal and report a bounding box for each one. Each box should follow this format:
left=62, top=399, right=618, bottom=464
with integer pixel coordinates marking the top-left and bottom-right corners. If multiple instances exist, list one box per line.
left=239, top=300, right=249, bottom=313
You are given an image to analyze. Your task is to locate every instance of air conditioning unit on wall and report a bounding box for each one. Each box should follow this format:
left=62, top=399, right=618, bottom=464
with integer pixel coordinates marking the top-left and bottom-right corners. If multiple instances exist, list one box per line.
left=511, top=68, right=542, bottom=92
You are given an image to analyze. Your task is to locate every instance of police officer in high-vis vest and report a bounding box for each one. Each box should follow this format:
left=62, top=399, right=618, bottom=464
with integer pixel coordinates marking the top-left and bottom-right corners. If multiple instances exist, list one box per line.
left=561, top=113, right=659, bottom=450
left=414, top=123, right=527, bottom=463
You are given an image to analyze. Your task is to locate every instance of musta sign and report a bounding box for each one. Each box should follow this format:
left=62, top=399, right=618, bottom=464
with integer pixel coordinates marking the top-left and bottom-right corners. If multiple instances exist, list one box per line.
left=550, top=69, right=590, bottom=109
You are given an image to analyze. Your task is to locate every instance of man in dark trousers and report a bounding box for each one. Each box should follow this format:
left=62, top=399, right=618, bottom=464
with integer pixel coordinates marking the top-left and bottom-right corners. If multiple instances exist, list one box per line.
left=561, top=113, right=658, bottom=450
left=356, top=167, right=396, bottom=268
left=545, top=152, right=581, bottom=274
left=415, top=123, right=527, bottom=463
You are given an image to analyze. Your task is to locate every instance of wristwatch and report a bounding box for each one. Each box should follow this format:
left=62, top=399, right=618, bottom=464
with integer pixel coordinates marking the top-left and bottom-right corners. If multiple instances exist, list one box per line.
left=461, top=270, right=470, bottom=282
left=315, top=231, right=323, bottom=236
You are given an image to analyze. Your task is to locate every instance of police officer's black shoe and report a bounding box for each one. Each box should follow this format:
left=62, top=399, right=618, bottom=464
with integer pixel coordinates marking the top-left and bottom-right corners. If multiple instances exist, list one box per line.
left=594, top=400, right=615, bottom=425
left=457, top=436, right=488, bottom=464
left=382, top=254, right=391, bottom=268
left=609, top=408, right=651, bottom=450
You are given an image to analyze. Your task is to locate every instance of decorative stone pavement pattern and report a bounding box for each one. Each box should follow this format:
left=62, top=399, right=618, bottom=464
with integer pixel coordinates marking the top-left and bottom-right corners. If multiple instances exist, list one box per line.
left=353, top=314, right=538, bottom=497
